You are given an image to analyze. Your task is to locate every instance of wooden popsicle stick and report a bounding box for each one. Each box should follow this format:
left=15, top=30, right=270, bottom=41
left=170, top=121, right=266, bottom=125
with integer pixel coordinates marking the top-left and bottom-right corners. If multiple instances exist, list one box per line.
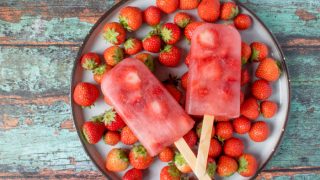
left=174, top=138, right=211, bottom=180
left=195, top=115, right=215, bottom=179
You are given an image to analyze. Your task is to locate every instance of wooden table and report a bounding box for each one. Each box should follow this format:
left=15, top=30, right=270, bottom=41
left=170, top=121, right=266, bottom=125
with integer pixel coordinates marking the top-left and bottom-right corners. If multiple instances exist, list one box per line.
left=0, top=0, right=319, bottom=179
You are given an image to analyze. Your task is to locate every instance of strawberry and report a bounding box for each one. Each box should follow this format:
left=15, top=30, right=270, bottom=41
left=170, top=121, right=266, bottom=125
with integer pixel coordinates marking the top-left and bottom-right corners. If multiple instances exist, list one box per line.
left=180, top=0, right=199, bottom=10
left=164, top=84, right=182, bottom=102
left=159, top=45, right=181, bottom=67
left=241, top=97, right=259, bottom=120
left=241, top=68, right=251, bottom=86
left=135, top=53, right=155, bottom=72
left=102, top=22, right=126, bottom=45
left=217, top=155, right=238, bottom=177
left=220, top=2, right=239, bottom=20
left=185, top=53, right=191, bottom=66
left=106, top=148, right=129, bottom=172
left=81, top=52, right=101, bottom=70
left=93, top=64, right=112, bottom=84
left=216, top=121, right=233, bottom=141
left=196, top=121, right=215, bottom=138
left=232, top=116, right=251, bottom=134
left=82, top=121, right=105, bottom=144
left=261, top=101, right=278, bottom=118
left=142, top=34, right=162, bottom=53
left=238, top=154, right=258, bottom=177
left=208, top=138, right=222, bottom=158
left=119, top=6, right=143, bottom=32
left=121, top=126, right=138, bottom=145
left=241, top=42, right=252, bottom=65
left=198, top=0, right=220, bottom=22
left=129, top=145, right=154, bottom=169
left=104, top=45, right=124, bottom=66
left=183, top=130, right=198, bottom=148
left=124, top=38, right=143, bottom=55
left=160, top=164, right=181, bottom=180
left=143, top=6, right=161, bottom=26
left=156, top=0, right=179, bottom=14
left=174, top=152, right=192, bottom=173
left=251, top=79, right=272, bottom=100
left=234, top=14, right=252, bottom=30
left=223, top=137, right=244, bottom=158
left=184, top=21, right=204, bottom=41
left=256, top=58, right=281, bottom=81
left=159, top=147, right=174, bottom=162
left=102, top=109, right=126, bottom=131
left=207, top=157, right=217, bottom=178
left=240, top=91, right=245, bottom=104
left=161, top=23, right=181, bottom=45
left=181, top=72, right=188, bottom=90
left=174, top=12, right=192, bottom=28
left=250, top=42, right=269, bottom=62
left=104, top=131, right=120, bottom=146
left=123, top=168, right=143, bottom=180
left=249, top=121, right=270, bottom=142
left=73, top=82, right=99, bottom=107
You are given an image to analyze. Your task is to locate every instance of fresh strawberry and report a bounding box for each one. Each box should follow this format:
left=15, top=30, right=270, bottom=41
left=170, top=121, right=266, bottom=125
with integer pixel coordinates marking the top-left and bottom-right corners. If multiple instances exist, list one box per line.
left=216, top=121, right=233, bottom=141
left=250, top=42, right=269, bottom=62
left=174, top=152, right=192, bottom=173
left=82, top=121, right=105, bottom=144
left=256, top=58, right=281, bottom=81
left=261, top=101, right=278, bottom=118
left=135, top=53, right=155, bottom=72
left=160, top=164, right=181, bottom=180
left=198, top=0, right=220, bottom=22
left=232, top=116, right=251, bottom=134
left=119, top=6, right=143, bottom=32
left=234, top=14, right=252, bottom=30
left=181, top=72, right=188, bottom=90
left=104, top=131, right=120, bottom=146
left=102, top=109, right=126, bottom=131
left=241, top=68, right=251, bottom=86
left=185, top=53, right=191, bottom=66
left=93, top=64, right=112, bottom=84
left=240, top=97, right=259, bottom=120
left=143, top=6, right=161, bottom=26
left=159, top=147, right=174, bottom=162
left=208, top=138, right=222, bottom=158
left=220, top=2, right=239, bottom=20
left=240, top=91, right=245, bottom=104
left=102, top=22, right=126, bottom=45
left=123, top=168, right=143, bottom=180
left=161, top=23, right=181, bottom=45
left=73, top=82, right=99, bottom=107
left=159, top=45, right=181, bottom=67
left=238, top=154, right=258, bottom=177
left=164, top=84, right=182, bottom=102
left=207, top=157, right=217, bottom=178
left=124, top=38, right=143, bottom=55
left=241, top=42, right=252, bottom=65
left=180, top=0, right=199, bottom=10
left=174, top=12, right=192, bottom=28
left=249, top=121, right=270, bottom=142
left=106, top=148, right=129, bottom=172
left=129, top=145, right=154, bottom=169
left=223, top=137, right=244, bottom=158
left=196, top=121, right=215, bottom=138
left=217, top=155, right=238, bottom=177
left=104, top=45, right=124, bottom=66
left=121, top=126, right=138, bottom=145
left=156, top=0, right=179, bottom=14
left=251, top=79, right=272, bottom=100
left=183, top=130, right=198, bottom=148
left=184, top=21, right=205, bottom=41
left=142, top=34, right=162, bottom=53
left=81, top=52, right=101, bottom=70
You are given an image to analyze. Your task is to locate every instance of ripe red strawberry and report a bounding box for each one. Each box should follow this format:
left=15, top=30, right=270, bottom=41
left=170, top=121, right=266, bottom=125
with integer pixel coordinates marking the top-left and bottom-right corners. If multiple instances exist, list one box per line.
left=216, top=121, right=233, bottom=141
left=102, top=109, right=126, bottom=131
left=249, top=121, right=270, bottom=142
left=180, top=0, right=199, bottom=10
left=174, top=152, right=192, bottom=173
left=121, top=126, right=138, bottom=145
left=104, top=45, right=124, bottom=66
left=135, top=53, right=155, bottom=72
left=185, top=53, right=191, bottom=66
left=106, top=148, right=129, bottom=172
left=240, top=98, right=259, bottom=120
left=81, top=52, right=101, bottom=70
left=251, top=79, right=272, bottom=100
left=123, top=168, right=143, bottom=180
left=196, top=121, right=215, bottom=138
left=184, top=21, right=205, bottom=41
left=73, top=82, right=99, bottom=107
left=164, top=84, right=182, bottom=102
left=223, top=137, right=244, bottom=158
left=256, top=58, right=281, bottom=81
left=143, top=6, right=161, bottom=26
left=156, top=0, right=179, bottom=14
left=250, top=42, right=269, bottom=62
left=93, top=64, right=112, bottom=84
left=261, top=101, right=278, bottom=118
left=160, top=164, right=181, bottom=180
left=181, top=72, right=188, bottom=90
left=240, top=91, right=245, bottom=104
left=183, top=130, right=198, bottom=148
left=208, top=138, right=222, bottom=158
left=217, top=155, right=238, bottom=177
left=238, top=154, right=258, bottom=177
left=234, top=14, right=252, bottom=30
left=233, top=116, right=251, bottom=134
left=220, top=2, right=239, bottom=20
left=119, top=6, right=143, bottom=32
left=142, top=34, right=162, bottom=53
left=159, top=45, right=181, bottom=67
left=161, top=23, right=181, bottom=45
left=104, top=131, right=120, bottom=146
left=129, top=145, right=154, bottom=169
left=124, top=38, right=143, bottom=55
left=159, top=147, right=174, bottom=162
left=241, top=42, right=252, bottom=65
left=207, top=157, right=217, bottom=178
left=241, top=68, right=251, bottom=86
left=82, top=121, right=105, bottom=144
left=102, top=22, right=126, bottom=45
left=198, top=0, right=220, bottom=22
left=174, top=12, right=192, bottom=28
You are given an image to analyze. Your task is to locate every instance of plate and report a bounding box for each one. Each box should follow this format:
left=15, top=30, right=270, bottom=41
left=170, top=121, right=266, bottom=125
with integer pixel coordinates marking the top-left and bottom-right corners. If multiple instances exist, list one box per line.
left=71, top=0, right=291, bottom=179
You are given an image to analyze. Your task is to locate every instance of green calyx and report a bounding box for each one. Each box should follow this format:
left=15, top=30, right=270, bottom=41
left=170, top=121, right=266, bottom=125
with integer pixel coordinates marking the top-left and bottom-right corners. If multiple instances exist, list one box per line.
left=133, top=145, right=147, bottom=158
left=112, top=47, right=124, bottom=63
left=83, top=59, right=98, bottom=70
left=207, top=161, right=217, bottom=177
left=103, top=109, right=116, bottom=125
left=124, top=38, right=135, bottom=50
left=91, top=114, right=104, bottom=123
left=217, top=136, right=225, bottom=142
left=238, top=156, right=248, bottom=173
left=177, top=19, right=190, bottom=28
left=93, top=64, right=106, bottom=75
left=161, top=45, right=172, bottom=53
left=103, top=28, right=120, bottom=44
left=241, top=57, right=248, bottom=65
left=250, top=48, right=260, bottom=61
left=144, top=55, right=155, bottom=72
left=161, top=27, right=173, bottom=43
left=117, top=149, right=129, bottom=162
left=174, top=152, right=187, bottom=166
left=168, top=162, right=181, bottom=177
left=119, top=16, right=132, bottom=32
left=229, top=6, right=239, bottom=20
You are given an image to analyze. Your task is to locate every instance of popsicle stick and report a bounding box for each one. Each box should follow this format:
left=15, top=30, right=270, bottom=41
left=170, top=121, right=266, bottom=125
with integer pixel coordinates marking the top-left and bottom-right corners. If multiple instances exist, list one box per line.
left=174, top=138, right=211, bottom=180
left=195, top=115, right=215, bottom=179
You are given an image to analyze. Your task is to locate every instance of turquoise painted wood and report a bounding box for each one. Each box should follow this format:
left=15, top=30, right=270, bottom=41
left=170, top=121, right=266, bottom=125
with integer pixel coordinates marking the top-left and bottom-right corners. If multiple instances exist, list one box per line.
left=0, top=0, right=319, bottom=179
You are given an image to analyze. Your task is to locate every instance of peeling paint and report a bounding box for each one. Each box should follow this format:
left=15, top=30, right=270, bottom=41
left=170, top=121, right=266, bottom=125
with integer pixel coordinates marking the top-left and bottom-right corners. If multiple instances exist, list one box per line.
left=0, top=114, right=19, bottom=130
left=295, top=9, right=317, bottom=21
